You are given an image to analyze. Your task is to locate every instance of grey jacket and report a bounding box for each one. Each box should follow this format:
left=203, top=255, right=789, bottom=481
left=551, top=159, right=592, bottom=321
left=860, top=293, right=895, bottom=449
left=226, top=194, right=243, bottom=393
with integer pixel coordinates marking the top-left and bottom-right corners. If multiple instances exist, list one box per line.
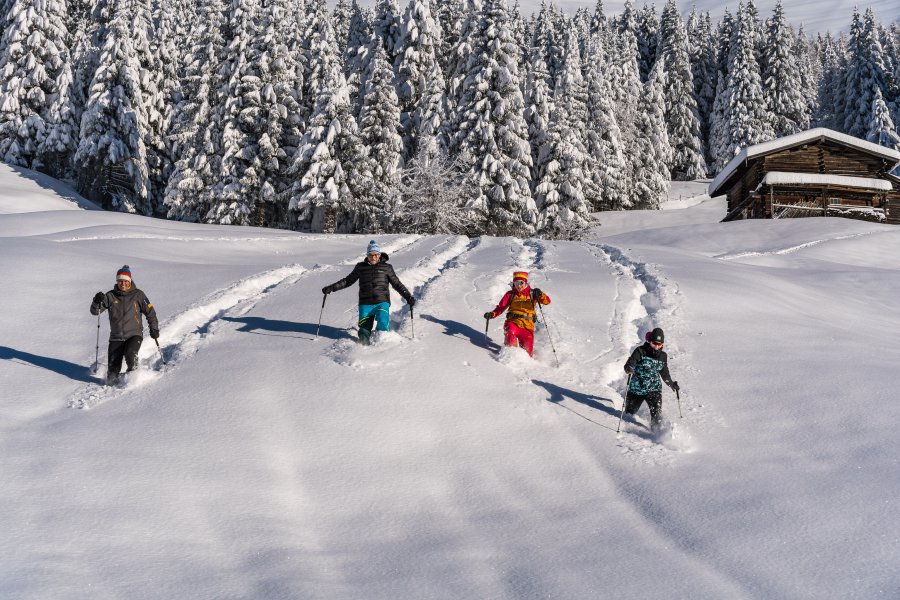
left=91, top=286, right=159, bottom=341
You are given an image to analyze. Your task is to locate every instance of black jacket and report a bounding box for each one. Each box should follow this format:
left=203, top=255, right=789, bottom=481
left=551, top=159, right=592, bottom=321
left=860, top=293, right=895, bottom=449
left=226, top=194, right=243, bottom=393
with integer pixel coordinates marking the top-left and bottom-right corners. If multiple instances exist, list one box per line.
left=91, top=285, right=159, bottom=341
left=324, top=253, right=413, bottom=305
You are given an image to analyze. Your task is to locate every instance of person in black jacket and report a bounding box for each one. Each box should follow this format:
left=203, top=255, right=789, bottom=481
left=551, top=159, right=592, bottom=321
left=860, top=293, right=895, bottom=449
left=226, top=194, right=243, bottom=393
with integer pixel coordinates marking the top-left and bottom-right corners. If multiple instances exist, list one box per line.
left=322, top=240, right=415, bottom=345
left=623, top=327, right=679, bottom=432
left=90, top=265, right=160, bottom=385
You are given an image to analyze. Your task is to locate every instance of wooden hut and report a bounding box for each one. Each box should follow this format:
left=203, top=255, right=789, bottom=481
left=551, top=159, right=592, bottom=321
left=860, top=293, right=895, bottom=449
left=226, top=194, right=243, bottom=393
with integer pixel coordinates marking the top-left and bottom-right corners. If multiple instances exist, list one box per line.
left=708, top=128, right=900, bottom=224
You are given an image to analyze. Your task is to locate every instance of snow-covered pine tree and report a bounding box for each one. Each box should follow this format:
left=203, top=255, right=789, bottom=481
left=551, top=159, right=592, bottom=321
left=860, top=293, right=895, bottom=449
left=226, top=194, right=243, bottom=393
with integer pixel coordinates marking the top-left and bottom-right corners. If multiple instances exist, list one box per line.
left=582, top=31, right=629, bottom=210
left=435, top=0, right=463, bottom=80
left=713, top=1, right=773, bottom=171
left=73, top=0, right=151, bottom=213
left=371, top=0, right=402, bottom=66
left=632, top=55, right=671, bottom=210
left=843, top=8, right=888, bottom=139
left=449, top=0, right=535, bottom=236
left=343, top=0, right=373, bottom=112
left=285, top=18, right=364, bottom=233
left=203, top=0, right=260, bottom=225
left=333, top=0, right=352, bottom=57
left=164, top=0, right=226, bottom=222
left=814, top=33, right=843, bottom=128
left=635, top=3, right=658, bottom=82
left=535, top=29, right=592, bottom=238
left=140, top=0, right=176, bottom=215
left=394, top=0, right=443, bottom=162
left=762, top=0, right=809, bottom=137
left=607, top=22, right=642, bottom=187
left=794, top=25, right=819, bottom=131
left=688, top=9, right=717, bottom=165
left=866, top=86, right=900, bottom=151
left=523, top=37, right=552, bottom=192
left=0, top=0, right=77, bottom=177
left=299, top=0, right=341, bottom=128
left=658, top=0, right=706, bottom=180
left=285, top=84, right=351, bottom=231
left=358, top=42, right=403, bottom=232
left=531, top=1, right=563, bottom=95
left=250, top=0, right=305, bottom=227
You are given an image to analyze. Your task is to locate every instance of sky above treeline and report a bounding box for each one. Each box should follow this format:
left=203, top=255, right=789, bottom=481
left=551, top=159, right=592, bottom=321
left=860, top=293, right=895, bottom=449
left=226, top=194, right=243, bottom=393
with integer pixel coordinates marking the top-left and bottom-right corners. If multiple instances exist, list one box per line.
left=348, top=0, right=897, bottom=35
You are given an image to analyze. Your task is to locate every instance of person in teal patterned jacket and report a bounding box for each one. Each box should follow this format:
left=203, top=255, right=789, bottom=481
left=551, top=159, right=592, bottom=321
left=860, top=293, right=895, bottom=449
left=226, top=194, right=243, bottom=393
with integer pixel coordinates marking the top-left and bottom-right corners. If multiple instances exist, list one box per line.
left=623, top=327, right=679, bottom=432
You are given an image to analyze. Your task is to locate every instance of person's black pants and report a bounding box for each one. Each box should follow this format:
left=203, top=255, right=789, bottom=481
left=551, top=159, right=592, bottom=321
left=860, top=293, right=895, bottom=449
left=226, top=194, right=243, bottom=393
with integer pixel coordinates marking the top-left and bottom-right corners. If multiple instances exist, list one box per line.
left=625, top=390, right=662, bottom=428
left=107, top=336, right=142, bottom=384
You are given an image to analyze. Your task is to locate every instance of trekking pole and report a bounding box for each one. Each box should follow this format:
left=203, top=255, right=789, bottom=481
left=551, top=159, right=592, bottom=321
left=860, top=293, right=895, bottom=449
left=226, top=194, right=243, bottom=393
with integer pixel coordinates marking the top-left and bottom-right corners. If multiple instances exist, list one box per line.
left=676, top=387, right=683, bottom=418
left=536, top=302, right=559, bottom=367
left=616, top=373, right=633, bottom=433
left=155, top=338, right=167, bottom=366
left=93, top=314, right=101, bottom=373
left=484, top=317, right=490, bottom=348
left=315, top=294, right=327, bottom=339
left=410, top=306, right=415, bottom=339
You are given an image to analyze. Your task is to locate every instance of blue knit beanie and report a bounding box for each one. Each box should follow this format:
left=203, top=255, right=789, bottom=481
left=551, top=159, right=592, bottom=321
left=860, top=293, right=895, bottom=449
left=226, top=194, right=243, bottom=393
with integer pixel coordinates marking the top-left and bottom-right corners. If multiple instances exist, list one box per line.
left=367, top=240, right=381, bottom=254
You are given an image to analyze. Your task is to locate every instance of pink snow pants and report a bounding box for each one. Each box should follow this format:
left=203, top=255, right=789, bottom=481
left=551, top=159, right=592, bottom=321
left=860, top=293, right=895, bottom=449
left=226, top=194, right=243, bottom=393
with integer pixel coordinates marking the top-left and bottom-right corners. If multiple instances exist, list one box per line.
left=504, top=322, right=535, bottom=357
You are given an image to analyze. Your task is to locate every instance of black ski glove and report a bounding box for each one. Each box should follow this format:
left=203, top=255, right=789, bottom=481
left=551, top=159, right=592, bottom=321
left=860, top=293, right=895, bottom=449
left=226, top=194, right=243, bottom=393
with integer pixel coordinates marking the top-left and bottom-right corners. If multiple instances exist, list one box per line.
left=150, top=329, right=160, bottom=340
left=531, top=288, right=543, bottom=299
left=93, top=292, right=105, bottom=305
left=321, top=286, right=331, bottom=295
left=407, top=297, right=416, bottom=307
left=483, top=312, right=493, bottom=320
left=670, top=381, right=680, bottom=392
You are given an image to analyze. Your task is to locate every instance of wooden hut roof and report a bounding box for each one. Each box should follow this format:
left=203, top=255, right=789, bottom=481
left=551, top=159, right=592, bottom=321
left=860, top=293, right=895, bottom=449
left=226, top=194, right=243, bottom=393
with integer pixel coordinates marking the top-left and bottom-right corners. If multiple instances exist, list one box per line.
left=708, top=128, right=900, bottom=197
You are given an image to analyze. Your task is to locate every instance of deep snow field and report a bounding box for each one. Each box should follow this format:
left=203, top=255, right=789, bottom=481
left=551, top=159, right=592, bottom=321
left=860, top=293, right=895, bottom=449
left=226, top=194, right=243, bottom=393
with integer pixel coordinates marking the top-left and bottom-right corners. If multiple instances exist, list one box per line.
left=1, top=162, right=898, bottom=599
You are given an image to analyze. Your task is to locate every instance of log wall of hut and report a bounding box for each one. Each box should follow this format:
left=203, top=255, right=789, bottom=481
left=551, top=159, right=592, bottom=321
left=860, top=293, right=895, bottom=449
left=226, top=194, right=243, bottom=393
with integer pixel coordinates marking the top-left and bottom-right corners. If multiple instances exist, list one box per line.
left=722, top=140, right=900, bottom=222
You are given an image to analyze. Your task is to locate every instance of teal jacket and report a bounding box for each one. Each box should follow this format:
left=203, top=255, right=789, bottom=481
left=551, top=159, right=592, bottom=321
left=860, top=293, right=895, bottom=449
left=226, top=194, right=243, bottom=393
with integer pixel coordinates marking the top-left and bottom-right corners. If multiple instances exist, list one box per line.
left=625, top=343, right=674, bottom=395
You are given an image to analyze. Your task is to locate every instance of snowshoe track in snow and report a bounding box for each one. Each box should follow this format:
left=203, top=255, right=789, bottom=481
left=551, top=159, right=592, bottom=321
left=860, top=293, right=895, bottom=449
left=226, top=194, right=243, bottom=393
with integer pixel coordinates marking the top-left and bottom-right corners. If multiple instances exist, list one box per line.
left=68, top=264, right=315, bottom=409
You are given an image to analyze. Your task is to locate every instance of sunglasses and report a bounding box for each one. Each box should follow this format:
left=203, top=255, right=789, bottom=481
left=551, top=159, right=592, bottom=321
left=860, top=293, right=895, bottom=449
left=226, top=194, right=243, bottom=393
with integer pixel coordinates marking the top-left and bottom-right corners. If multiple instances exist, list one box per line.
left=513, top=280, right=527, bottom=286
left=367, top=253, right=380, bottom=258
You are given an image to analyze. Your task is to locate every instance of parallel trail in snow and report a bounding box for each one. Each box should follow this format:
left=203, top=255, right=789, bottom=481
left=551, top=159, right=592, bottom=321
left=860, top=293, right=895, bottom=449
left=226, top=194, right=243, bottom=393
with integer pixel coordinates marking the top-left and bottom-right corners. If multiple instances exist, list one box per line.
left=68, top=235, right=428, bottom=410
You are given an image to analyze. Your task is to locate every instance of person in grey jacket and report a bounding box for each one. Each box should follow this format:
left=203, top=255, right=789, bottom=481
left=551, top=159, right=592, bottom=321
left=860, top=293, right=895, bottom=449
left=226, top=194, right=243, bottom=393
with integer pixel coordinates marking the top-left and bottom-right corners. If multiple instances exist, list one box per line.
left=91, top=265, right=159, bottom=385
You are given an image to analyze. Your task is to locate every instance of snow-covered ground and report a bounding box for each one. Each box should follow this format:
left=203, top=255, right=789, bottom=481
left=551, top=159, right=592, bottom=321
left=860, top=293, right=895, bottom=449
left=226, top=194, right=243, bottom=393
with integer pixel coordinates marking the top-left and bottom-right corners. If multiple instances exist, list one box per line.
left=1, top=168, right=898, bottom=599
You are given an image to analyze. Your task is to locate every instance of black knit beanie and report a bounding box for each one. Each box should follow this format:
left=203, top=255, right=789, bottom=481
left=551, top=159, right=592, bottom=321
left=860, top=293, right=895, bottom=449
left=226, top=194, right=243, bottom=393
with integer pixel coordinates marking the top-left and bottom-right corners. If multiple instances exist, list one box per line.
left=649, top=327, right=665, bottom=343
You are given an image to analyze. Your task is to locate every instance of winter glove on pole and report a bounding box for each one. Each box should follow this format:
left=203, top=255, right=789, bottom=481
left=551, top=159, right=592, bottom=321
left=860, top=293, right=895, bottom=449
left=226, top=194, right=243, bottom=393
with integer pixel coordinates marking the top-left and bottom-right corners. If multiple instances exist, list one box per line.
left=315, top=293, right=327, bottom=339
left=93, top=292, right=105, bottom=306
left=484, top=315, right=491, bottom=348
left=321, top=286, right=331, bottom=295
left=483, top=312, right=493, bottom=320
left=617, top=373, right=632, bottom=433
left=531, top=288, right=542, bottom=300
left=150, top=328, right=160, bottom=340
left=407, top=296, right=416, bottom=307
left=536, top=302, right=559, bottom=367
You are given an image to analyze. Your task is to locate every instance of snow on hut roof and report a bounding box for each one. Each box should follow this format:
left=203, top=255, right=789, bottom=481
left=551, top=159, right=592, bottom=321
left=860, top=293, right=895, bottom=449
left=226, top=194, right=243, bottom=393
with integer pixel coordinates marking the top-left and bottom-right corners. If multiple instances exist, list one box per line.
left=708, top=128, right=900, bottom=197
left=759, top=172, right=895, bottom=191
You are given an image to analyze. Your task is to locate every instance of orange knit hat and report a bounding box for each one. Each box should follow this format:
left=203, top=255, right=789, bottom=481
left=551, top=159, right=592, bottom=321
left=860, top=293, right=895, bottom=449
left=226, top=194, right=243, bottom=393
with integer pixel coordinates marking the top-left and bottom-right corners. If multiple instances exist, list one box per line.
left=512, top=271, right=528, bottom=281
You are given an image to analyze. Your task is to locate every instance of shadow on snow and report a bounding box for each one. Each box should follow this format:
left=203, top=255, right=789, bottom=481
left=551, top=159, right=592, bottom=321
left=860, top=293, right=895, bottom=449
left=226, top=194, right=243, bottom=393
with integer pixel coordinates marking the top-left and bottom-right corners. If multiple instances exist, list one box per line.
left=0, top=345, right=97, bottom=383
left=419, top=313, right=500, bottom=351
left=222, top=316, right=353, bottom=341
left=531, top=379, right=619, bottom=431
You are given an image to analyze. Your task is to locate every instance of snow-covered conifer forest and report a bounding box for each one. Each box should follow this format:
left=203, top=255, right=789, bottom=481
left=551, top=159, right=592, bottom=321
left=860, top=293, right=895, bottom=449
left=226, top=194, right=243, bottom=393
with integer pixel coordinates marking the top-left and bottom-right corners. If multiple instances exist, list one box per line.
left=0, top=0, right=898, bottom=236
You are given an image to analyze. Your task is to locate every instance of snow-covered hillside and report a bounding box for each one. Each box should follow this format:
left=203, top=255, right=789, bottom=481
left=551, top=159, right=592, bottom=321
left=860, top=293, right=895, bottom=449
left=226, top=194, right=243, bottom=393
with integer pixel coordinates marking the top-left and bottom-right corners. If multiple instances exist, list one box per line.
left=1, top=169, right=898, bottom=599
